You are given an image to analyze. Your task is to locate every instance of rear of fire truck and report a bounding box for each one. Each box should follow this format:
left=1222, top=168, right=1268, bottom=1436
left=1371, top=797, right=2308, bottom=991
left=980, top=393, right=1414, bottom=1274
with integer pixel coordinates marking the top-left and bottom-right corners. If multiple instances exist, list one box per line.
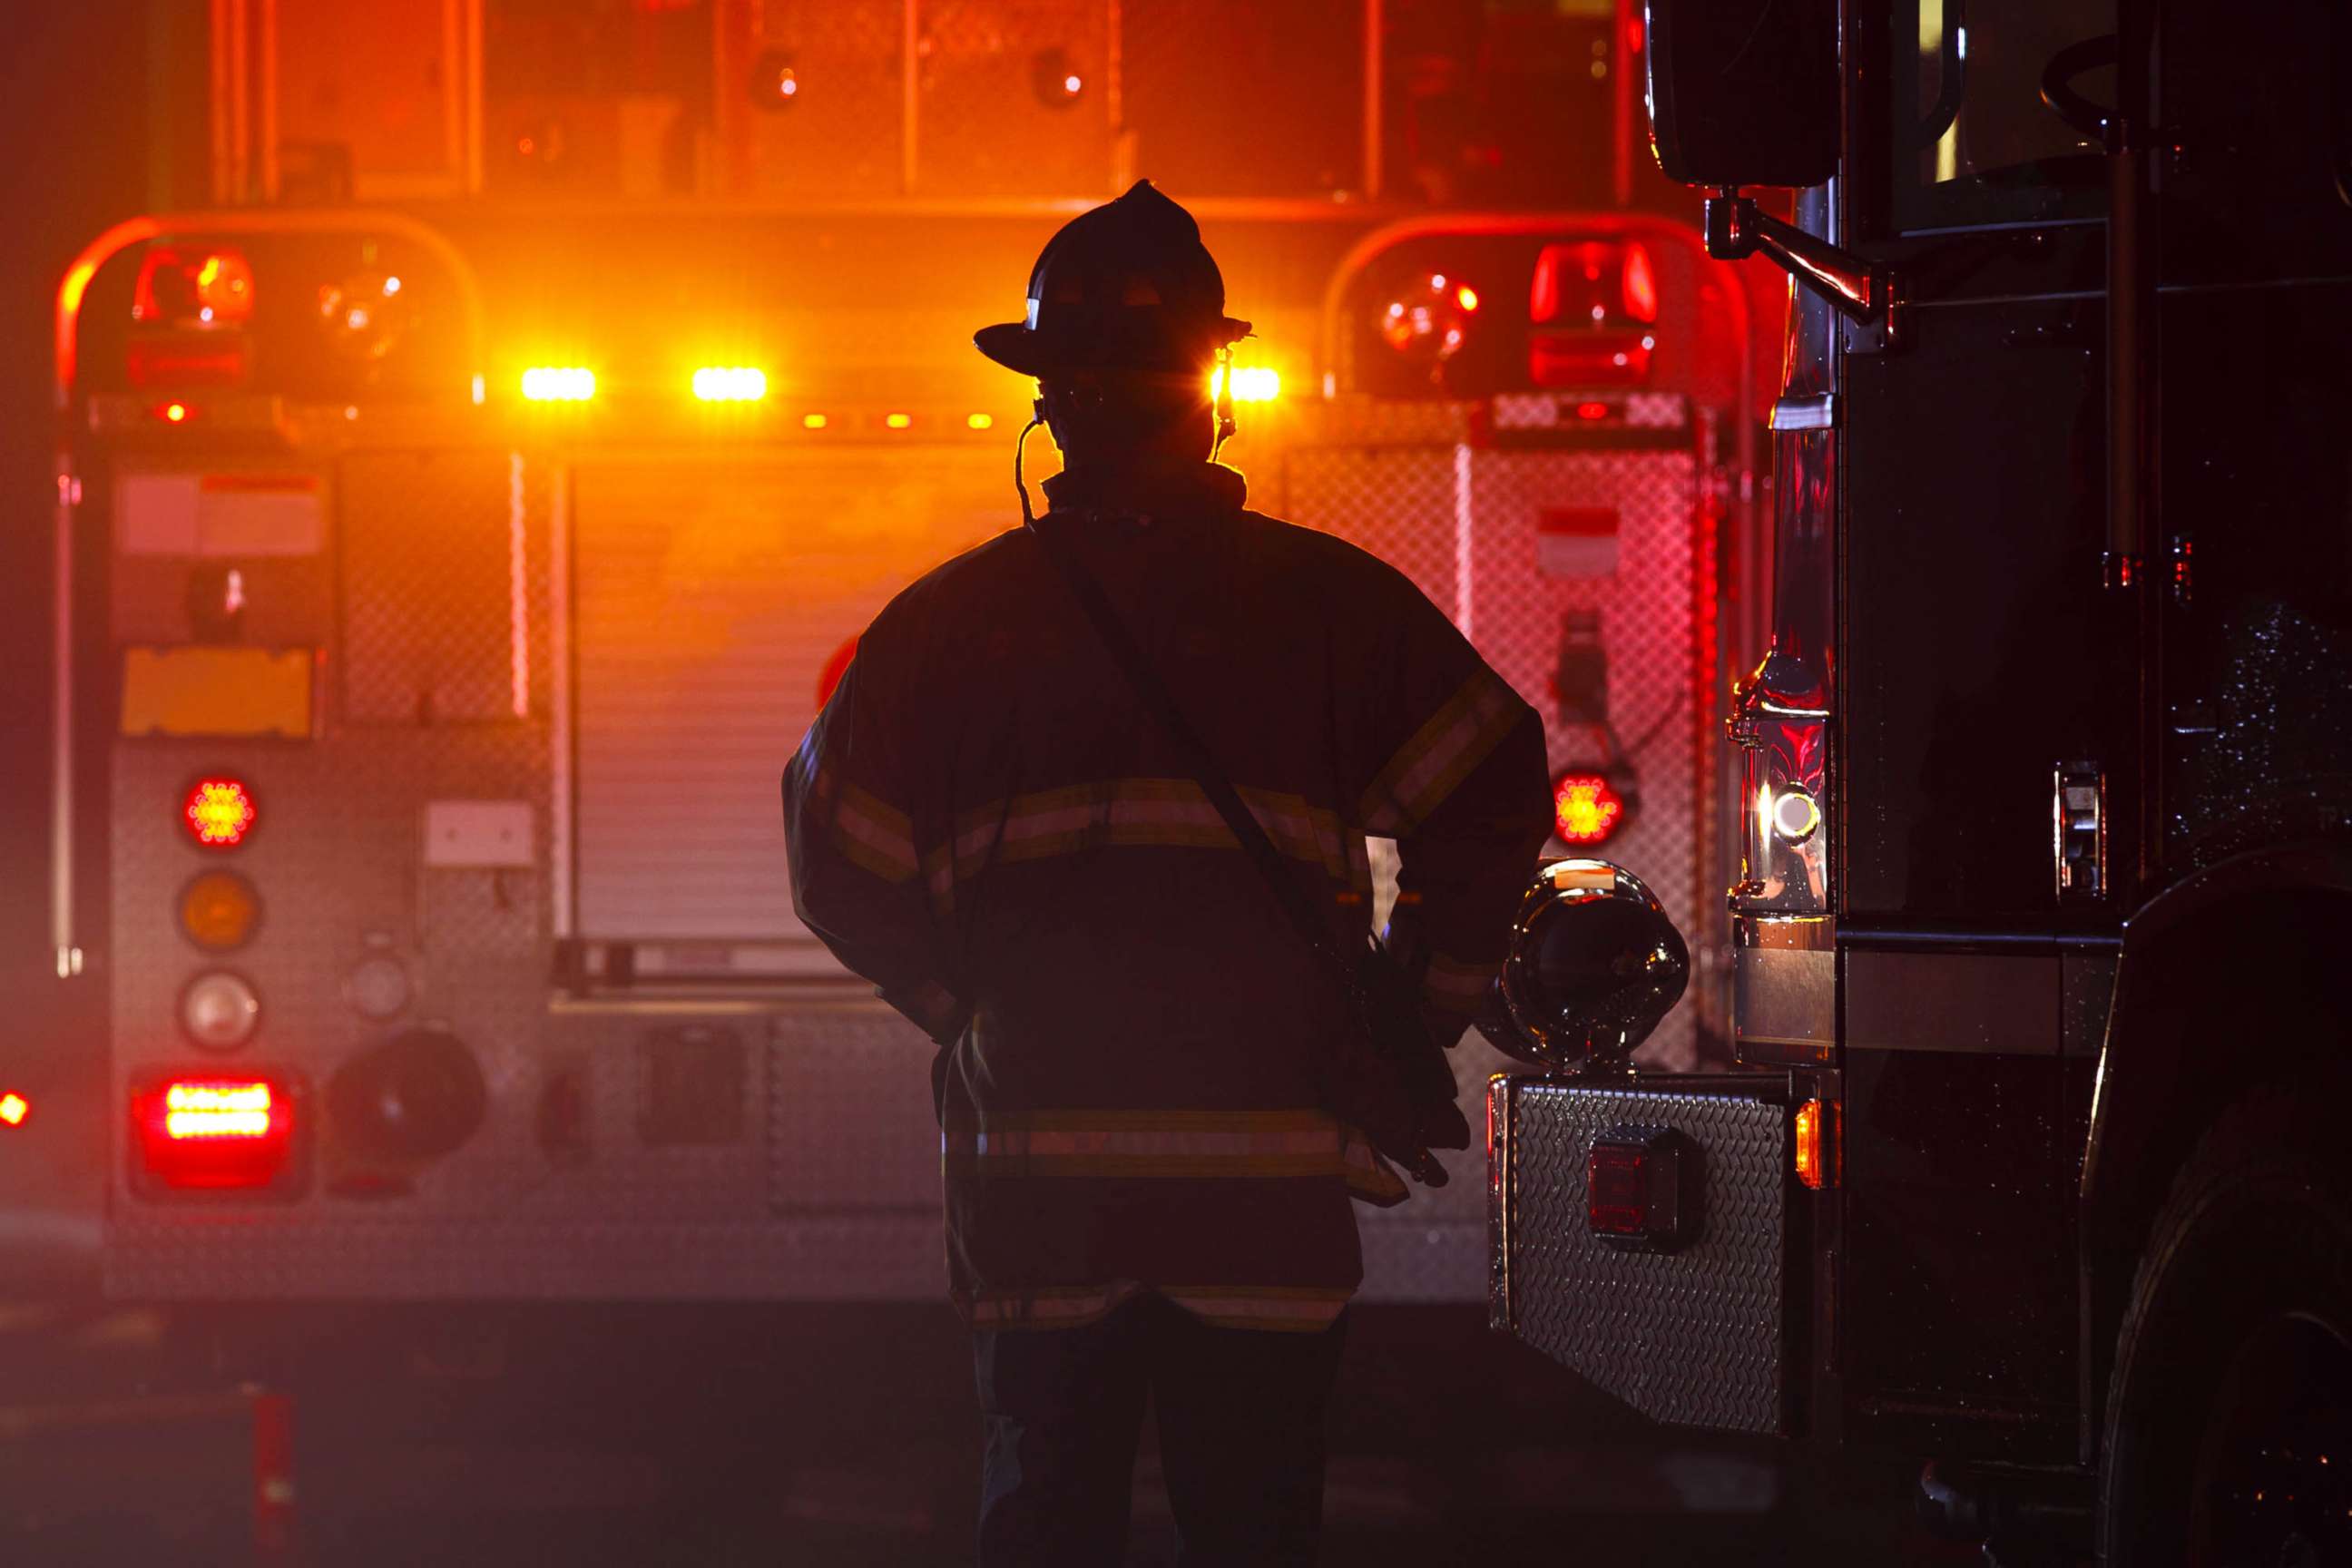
left=20, top=0, right=1776, bottom=1399
left=1486, top=2, right=2352, bottom=1563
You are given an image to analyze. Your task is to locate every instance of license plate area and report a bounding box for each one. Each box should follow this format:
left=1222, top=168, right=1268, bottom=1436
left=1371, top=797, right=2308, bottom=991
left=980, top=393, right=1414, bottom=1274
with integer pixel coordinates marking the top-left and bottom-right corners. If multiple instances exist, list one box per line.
left=1490, top=1073, right=1796, bottom=1435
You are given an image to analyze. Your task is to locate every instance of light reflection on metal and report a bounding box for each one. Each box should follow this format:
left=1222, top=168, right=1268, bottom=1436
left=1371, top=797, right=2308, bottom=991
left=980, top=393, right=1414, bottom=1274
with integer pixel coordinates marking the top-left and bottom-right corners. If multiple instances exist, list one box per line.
left=1481, top=858, right=1690, bottom=1075
left=1729, top=663, right=1828, bottom=916
left=1770, top=787, right=1820, bottom=842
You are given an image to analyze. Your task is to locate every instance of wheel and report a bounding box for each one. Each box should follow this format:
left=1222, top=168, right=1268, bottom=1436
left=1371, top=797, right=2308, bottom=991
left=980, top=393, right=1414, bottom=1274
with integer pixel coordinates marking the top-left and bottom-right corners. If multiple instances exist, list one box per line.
left=2099, top=1080, right=2352, bottom=1566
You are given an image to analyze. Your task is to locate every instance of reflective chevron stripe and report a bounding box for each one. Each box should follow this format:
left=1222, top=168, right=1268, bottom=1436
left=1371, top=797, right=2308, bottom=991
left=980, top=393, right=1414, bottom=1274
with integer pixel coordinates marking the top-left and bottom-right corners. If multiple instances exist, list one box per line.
left=800, top=740, right=922, bottom=886
left=935, top=778, right=1371, bottom=904
left=945, top=1109, right=1352, bottom=1179
left=963, top=1280, right=1350, bottom=1333
left=1361, top=671, right=1526, bottom=836
left=832, top=780, right=919, bottom=882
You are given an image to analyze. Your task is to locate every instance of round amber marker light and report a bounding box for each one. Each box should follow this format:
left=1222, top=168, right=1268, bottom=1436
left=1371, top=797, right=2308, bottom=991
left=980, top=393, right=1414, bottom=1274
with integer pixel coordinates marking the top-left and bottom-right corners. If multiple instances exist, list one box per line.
left=183, top=778, right=257, bottom=848
left=180, top=870, right=262, bottom=952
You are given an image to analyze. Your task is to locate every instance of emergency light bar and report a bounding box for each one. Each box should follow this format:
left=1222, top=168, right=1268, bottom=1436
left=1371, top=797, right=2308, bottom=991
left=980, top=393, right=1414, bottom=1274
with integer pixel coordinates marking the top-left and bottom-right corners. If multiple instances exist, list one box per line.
left=521, top=366, right=596, bottom=402
left=691, top=366, right=768, bottom=402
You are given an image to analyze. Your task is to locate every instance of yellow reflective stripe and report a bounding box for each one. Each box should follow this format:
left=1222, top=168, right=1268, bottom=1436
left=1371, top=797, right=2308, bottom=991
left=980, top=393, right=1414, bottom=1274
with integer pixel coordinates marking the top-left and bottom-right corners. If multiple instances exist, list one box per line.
left=1422, top=951, right=1493, bottom=1014
left=1362, top=671, right=1525, bottom=835
left=965, top=1282, right=1143, bottom=1329
left=964, top=1282, right=1350, bottom=1333
left=832, top=780, right=918, bottom=883
left=943, top=1109, right=1354, bottom=1178
left=1160, top=1286, right=1353, bottom=1332
left=941, top=779, right=1361, bottom=891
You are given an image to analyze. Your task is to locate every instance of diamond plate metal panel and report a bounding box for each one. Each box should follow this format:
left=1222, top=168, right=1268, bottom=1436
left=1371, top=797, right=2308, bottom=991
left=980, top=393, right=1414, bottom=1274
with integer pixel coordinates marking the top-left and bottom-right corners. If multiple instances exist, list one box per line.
left=341, top=451, right=518, bottom=724
left=768, top=1005, right=942, bottom=1214
left=1494, top=1077, right=1788, bottom=1434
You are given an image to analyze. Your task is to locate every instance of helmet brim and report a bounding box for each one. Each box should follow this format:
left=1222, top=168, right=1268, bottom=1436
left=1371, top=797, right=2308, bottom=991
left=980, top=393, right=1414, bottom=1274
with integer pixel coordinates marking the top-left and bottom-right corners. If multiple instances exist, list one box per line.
left=973, top=317, right=1254, bottom=378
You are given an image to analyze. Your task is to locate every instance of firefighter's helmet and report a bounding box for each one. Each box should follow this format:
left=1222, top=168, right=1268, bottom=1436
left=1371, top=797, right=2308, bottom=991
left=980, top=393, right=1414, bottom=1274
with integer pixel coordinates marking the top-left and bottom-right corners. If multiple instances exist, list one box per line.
left=975, top=180, right=1251, bottom=378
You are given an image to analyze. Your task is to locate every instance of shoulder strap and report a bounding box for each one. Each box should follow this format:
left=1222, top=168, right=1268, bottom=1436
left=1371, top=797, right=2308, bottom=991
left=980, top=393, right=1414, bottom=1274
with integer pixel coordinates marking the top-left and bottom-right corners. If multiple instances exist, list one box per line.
left=1024, top=511, right=1348, bottom=967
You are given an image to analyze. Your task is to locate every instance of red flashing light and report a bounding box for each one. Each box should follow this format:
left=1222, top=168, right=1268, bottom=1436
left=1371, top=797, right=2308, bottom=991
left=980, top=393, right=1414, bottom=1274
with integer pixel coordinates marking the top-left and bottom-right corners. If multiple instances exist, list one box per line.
left=0, top=1093, right=27, bottom=1127
left=1528, top=240, right=1660, bottom=388
left=1587, top=1125, right=1687, bottom=1250
left=815, top=636, right=859, bottom=710
left=1622, top=243, right=1660, bottom=325
left=1575, top=400, right=1612, bottom=421
left=1553, top=773, right=1625, bottom=844
left=131, top=1074, right=297, bottom=1191
left=183, top=778, right=257, bottom=848
left=159, top=401, right=191, bottom=424
left=133, top=246, right=255, bottom=328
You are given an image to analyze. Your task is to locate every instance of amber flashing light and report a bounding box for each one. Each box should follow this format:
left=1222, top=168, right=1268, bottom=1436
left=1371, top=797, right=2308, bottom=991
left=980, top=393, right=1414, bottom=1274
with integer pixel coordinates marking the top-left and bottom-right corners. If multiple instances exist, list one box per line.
left=691, top=366, right=767, bottom=402
left=520, top=367, right=595, bottom=402
left=884, top=412, right=914, bottom=429
left=180, top=869, right=261, bottom=952
left=1795, top=1098, right=1838, bottom=1190
left=1210, top=366, right=1281, bottom=403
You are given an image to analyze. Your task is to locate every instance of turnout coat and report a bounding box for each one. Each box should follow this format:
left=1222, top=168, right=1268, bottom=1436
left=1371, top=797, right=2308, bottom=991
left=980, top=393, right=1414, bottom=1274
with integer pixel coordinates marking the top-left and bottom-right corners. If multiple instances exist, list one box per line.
left=782, top=459, right=1549, bottom=1332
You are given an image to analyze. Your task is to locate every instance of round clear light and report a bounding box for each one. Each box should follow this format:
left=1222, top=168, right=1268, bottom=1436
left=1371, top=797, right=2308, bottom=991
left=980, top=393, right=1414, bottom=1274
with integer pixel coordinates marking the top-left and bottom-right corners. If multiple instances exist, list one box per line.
left=180, top=971, right=260, bottom=1051
left=345, top=953, right=413, bottom=1022
left=1771, top=788, right=1821, bottom=842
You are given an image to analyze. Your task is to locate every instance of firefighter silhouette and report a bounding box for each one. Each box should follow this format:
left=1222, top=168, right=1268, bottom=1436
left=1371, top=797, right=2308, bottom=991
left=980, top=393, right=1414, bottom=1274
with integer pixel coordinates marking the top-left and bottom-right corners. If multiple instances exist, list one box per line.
left=783, top=180, right=1550, bottom=1565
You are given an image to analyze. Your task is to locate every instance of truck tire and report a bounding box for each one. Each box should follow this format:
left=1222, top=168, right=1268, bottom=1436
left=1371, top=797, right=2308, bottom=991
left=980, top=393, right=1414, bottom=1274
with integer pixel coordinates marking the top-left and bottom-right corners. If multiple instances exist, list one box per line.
left=2098, top=1080, right=2352, bottom=1566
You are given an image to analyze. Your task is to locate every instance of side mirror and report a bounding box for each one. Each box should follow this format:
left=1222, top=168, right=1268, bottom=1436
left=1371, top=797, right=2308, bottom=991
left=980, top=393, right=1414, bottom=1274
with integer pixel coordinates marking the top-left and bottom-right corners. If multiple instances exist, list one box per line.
left=1478, top=858, right=1689, bottom=1075
left=1646, top=0, right=1840, bottom=189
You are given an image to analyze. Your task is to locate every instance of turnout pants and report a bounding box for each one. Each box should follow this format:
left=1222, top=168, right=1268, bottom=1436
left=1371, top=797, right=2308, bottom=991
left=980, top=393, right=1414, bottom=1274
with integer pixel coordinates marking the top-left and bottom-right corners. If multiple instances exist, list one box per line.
left=973, top=1292, right=1349, bottom=1566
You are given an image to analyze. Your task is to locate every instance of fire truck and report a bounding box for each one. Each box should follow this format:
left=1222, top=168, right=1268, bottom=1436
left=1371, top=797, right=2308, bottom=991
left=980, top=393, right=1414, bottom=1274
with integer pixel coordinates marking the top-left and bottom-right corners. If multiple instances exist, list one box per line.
left=1483, top=0, right=2352, bottom=1562
left=15, top=0, right=1775, bottom=1359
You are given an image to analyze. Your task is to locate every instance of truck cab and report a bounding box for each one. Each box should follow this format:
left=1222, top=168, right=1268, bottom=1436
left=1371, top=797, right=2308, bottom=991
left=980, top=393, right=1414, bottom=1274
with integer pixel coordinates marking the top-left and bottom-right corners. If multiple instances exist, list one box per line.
left=1485, top=2, right=2352, bottom=1561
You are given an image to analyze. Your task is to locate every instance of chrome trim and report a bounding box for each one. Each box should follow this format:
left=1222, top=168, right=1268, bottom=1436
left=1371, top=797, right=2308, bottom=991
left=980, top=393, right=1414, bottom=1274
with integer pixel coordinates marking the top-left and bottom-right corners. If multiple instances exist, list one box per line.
left=1486, top=1073, right=1514, bottom=1334
left=547, top=457, right=573, bottom=940
left=1769, top=393, right=1838, bottom=432
left=51, top=456, right=77, bottom=979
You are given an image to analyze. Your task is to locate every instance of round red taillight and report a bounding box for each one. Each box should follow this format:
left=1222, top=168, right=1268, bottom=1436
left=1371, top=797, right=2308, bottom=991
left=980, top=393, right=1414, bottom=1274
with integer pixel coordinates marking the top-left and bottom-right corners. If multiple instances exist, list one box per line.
left=183, top=778, right=257, bottom=848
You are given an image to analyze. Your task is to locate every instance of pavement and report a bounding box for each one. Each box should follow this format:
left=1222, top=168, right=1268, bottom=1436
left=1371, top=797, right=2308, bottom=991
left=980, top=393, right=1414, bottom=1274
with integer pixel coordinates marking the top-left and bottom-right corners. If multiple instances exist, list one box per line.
left=0, top=1300, right=1972, bottom=1565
